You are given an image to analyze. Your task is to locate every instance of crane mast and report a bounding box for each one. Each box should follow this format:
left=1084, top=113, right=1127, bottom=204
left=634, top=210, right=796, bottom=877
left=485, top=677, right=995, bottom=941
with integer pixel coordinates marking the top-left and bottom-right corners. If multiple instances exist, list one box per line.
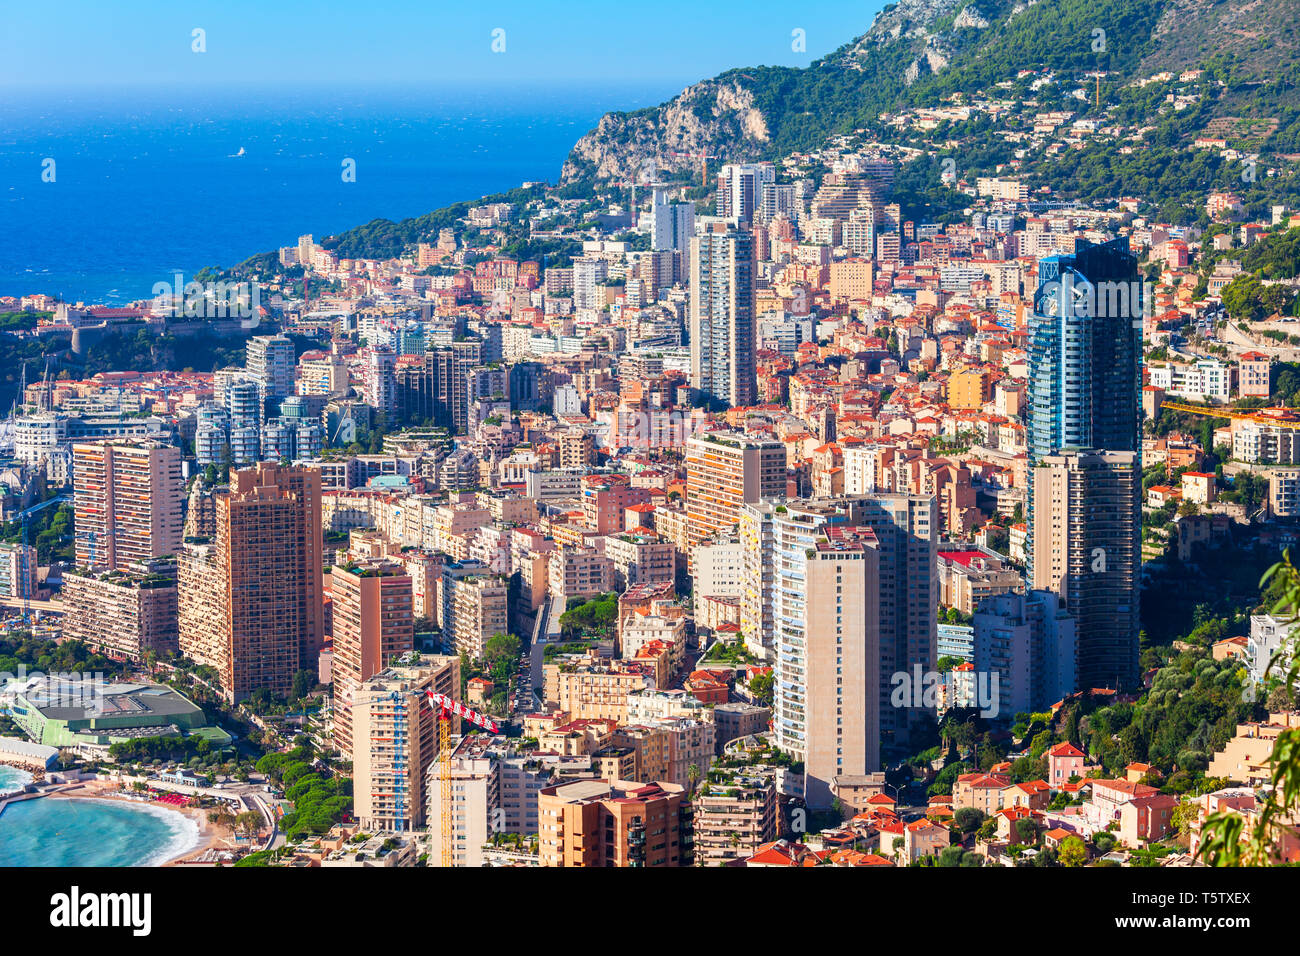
left=426, top=691, right=498, bottom=867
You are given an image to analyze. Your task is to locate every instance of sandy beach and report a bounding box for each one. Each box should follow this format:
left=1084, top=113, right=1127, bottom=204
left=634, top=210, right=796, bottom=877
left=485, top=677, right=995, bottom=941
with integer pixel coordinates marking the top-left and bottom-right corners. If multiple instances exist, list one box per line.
left=44, top=781, right=237, bottom=865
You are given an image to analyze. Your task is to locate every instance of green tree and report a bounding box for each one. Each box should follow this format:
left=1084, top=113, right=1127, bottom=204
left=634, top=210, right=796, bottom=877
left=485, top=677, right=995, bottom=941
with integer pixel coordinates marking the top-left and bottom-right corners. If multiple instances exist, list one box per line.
left=1201, top=550, right=1300, bottom=865
left=953, top=807, right=986, bottom=834
left=749, top=671, right=774, bottom=708
left=1059, top=836, right=1088, bottom=867
left=484, top=632, right=522, bottom=681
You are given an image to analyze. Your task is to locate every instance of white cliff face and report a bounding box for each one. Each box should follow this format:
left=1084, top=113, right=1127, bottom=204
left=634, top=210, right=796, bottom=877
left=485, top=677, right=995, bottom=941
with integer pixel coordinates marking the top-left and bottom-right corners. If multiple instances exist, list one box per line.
left=560, top=80, right=769, bottom=184
left=953, top=5, right=992, bottom=28
left=925, top=46, right=951, bottom=73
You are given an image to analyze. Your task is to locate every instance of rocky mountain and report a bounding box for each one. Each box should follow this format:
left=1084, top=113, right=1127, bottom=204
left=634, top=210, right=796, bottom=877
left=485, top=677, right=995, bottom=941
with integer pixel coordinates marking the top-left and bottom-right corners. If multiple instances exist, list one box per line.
left=561, top=79, right=771, bottom=183
left=559, top=0, right=1300, bottom=187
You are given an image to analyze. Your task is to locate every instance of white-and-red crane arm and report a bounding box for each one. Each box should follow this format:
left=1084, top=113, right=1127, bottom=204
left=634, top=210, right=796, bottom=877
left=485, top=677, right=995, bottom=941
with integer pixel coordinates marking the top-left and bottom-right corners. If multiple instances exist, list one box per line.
left=426, top=691, right=500, bottom=734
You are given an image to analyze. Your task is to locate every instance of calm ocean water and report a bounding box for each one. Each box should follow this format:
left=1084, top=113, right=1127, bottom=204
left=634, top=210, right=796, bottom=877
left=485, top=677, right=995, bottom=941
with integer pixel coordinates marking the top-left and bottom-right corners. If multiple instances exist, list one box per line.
left=0, top=795, right=199, bottom=866
left=0, top=82, right=674, bottom=305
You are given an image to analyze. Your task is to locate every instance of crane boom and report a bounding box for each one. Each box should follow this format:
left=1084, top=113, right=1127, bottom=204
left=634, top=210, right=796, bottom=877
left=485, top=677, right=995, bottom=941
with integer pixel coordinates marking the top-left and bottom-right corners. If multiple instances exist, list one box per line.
left=427, top=692, right=499, bottom=733
left=427, top=690, right=499, bottom=866
left=1160, top=400, right=1300, bottom=430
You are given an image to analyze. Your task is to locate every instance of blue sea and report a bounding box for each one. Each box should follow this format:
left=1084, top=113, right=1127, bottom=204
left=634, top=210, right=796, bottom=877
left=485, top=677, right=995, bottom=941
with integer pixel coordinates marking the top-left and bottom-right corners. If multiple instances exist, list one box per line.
left=0, top=795, right=199, bottom=866
left=0, top=82, right=675, bottom=305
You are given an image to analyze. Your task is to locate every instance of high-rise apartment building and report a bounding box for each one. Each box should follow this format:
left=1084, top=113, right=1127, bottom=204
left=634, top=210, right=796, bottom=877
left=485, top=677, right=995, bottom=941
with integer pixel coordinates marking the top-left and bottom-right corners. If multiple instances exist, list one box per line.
left=1027, top=237, right=1142, bottom=464
left=689, top=229, right=756, bottom=408
left=1031, top=448, right=1141, bottom=691
left=651, top=188, right=696, bottom=254
left=0, top=542, right=37, bottom=600
left=432, top=339, right=483, bottom=434
left=440, top=562, right=509, bottom=659
left=363, top=346, right=397, bottom=422
left=745, top=493, right=937, bottom=769
left=331, top=559, right=415, bottom=755
left=758, top=182, right=797, bottom=222
left=177, top=462, right=325, bottom=702
left=715, top=163, right=775, bottom=223
left=298, top=347, right=350, bottom=398
left=226, top=378, right=262, bottom=464
left=427, top=745, right=500, bottom=868
left=971, top=590, right=1077, bottom=718
left=573, top=257, right=608, bottom=312
left=755, top=502, right=886, bottom=809
left=395, top=358, right=437, bottom=426
left=351, top=654, right=460, bottom=832
left=73, top=439, right=182, bottom=571
left=61, top=559, right=178, bottom=662
left=246, top=335, right=295, bottom=406
left=685, top=432, right=785, bottom=557
left=738, top=505, right=776, bottom=661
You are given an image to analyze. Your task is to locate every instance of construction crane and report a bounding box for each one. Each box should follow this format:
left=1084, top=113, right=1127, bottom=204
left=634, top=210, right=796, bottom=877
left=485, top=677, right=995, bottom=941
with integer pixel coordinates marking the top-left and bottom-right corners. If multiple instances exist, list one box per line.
left=670, top=150, right=718, bottom=188
left=427, top=690, right=499, bottom=867
left=8, top=493, right=70, bottom=622
left=609, top=180, right=641, bottom=215
left=1159, top=400, right=1300, bottom=430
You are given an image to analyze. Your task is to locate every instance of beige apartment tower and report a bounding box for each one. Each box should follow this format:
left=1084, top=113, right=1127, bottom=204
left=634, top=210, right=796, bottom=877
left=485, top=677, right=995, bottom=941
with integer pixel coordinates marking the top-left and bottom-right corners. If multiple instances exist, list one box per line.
left=684, top=432, right=785, bottom=558
left=178, top=462, right=324, bottom=703
left=331, top=560, right=415, bottom=755
left=755, top=494, right=937, bottom=798
left=1030, top=448, right=1140, bottom=691
left=73, top=440, right=182, bottom=570
left=689, top=229, right=756, bottom=409
left=351, top=655, right=460, bottom=832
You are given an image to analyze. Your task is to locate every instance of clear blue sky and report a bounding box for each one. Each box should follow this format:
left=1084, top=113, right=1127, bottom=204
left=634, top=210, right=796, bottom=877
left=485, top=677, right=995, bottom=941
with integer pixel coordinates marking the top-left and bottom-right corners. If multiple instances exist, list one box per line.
left=2, top=0, right=888, bottom=90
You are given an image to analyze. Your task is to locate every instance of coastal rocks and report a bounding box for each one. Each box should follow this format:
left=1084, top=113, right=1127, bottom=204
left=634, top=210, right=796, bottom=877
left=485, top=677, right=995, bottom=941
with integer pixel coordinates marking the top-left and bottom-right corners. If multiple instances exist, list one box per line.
left=559, top=0, right=1005, bottom=183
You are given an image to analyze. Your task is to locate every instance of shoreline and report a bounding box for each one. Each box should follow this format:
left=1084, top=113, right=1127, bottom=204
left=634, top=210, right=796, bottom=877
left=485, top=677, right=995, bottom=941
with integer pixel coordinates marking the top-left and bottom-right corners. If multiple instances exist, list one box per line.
left=42, top=783, right=234, bottom=866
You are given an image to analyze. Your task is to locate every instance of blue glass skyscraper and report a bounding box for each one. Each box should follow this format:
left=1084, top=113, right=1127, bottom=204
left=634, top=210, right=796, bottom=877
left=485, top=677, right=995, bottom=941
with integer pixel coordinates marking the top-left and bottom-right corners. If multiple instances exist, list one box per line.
left=1026, top=236, right=1143, bottom=691
left=1028, top=237, right=1143, bottom=463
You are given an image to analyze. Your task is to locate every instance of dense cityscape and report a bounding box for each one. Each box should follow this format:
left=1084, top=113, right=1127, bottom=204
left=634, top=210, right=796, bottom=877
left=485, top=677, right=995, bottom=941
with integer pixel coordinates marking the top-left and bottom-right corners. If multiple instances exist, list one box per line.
left=1, top=0, right=1299, bottom=895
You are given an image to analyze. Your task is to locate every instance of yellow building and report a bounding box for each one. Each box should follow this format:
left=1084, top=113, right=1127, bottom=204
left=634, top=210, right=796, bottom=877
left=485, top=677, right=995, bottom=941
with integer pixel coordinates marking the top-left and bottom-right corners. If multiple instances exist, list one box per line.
left=946, top=368, right=992, bottom=410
